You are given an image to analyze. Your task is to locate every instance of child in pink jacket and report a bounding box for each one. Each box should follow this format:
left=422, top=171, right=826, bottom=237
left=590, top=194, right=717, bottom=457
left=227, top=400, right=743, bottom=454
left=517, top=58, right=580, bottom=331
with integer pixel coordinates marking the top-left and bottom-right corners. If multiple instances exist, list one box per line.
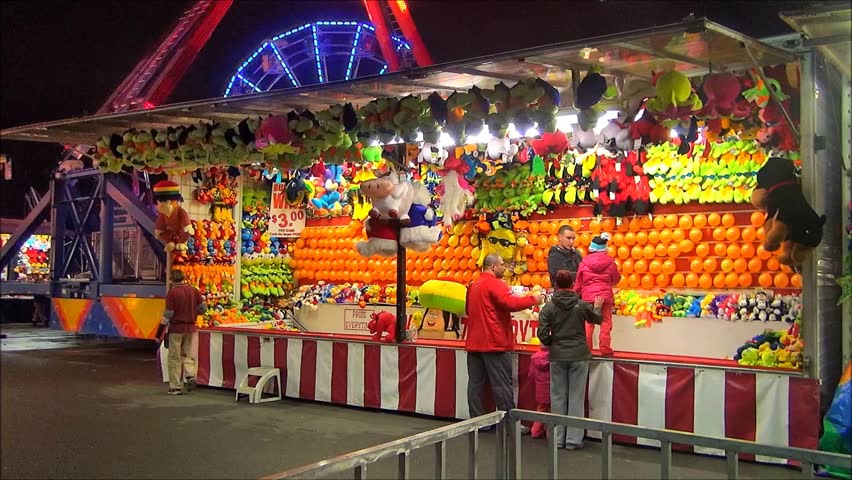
left=574, top=233, right=620, bottom=356
left=528, top=345, right=550, bottom=439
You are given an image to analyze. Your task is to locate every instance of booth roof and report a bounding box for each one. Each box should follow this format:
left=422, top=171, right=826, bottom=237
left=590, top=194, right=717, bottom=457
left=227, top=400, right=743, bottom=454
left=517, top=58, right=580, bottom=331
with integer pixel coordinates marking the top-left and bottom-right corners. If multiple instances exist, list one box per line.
left=0, top=18, right=794, bottom=146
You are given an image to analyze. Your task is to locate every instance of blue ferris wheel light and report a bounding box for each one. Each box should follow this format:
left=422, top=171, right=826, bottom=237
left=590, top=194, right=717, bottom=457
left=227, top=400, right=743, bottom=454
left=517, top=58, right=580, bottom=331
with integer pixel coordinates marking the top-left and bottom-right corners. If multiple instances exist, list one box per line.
left=224, top=20, right=410, bottom=97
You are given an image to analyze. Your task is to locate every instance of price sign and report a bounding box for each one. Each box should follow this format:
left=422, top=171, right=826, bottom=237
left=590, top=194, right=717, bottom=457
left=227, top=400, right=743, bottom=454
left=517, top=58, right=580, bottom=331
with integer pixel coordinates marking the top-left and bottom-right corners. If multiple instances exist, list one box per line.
left=269, top=182, right=306, bottom=237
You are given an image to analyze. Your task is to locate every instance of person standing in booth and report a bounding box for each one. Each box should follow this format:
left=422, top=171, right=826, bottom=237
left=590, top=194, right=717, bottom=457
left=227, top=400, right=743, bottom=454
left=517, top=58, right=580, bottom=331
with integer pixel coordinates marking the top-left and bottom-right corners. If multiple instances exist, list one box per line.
left=466, top=253, right=541, bottom=428
left=157, top=269, right=206, bottom=395
left=573, top=233, right=620, bottom=356
left=547, top=225, right=582, bottom=286
left=537, top=270, right=604, bottom=450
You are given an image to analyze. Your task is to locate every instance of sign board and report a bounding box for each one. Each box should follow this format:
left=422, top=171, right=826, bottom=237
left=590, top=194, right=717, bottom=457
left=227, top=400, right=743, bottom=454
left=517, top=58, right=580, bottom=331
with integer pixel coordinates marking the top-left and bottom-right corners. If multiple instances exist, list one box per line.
left=269, top=182, right=306, bottom=237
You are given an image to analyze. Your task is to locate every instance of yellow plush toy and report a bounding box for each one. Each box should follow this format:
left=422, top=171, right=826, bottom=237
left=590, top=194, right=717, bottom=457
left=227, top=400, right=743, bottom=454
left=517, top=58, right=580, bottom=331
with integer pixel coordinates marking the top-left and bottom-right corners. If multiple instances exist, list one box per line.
left=476, top=214, right=527, bottom=278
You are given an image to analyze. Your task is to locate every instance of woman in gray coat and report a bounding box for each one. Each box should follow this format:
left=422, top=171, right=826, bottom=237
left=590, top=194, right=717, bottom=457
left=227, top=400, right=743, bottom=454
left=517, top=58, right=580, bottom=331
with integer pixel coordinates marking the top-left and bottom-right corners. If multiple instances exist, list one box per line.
left=536, top=269, right=603, bottom=450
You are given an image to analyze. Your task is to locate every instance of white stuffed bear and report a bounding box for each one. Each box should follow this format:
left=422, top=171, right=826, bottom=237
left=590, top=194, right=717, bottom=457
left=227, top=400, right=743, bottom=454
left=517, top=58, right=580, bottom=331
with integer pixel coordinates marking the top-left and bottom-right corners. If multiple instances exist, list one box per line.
left=486, top=136, right=519, bottom=163
left=418, top=143, right=448, bottom=167
left=599, top=119, right=634, bottom=151
left=360, top=173, right=416, bottom=224
left=437, top=170, right=472, bottom=227
left=570, top=123, right=603, bottom=150
left=400, top=182, right=442, bottom=252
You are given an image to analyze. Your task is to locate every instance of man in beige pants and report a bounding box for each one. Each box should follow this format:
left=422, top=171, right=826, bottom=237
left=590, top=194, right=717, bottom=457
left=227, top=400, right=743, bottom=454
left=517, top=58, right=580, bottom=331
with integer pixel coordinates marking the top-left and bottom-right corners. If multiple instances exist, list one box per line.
left=156, top=269, right=206, bottom=395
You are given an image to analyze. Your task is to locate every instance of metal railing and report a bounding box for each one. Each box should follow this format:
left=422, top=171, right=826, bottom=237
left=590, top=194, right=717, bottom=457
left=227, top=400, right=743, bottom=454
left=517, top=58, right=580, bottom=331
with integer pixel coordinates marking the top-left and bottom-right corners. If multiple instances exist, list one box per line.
left=506, top=409, right=852, bottom=480
left=260, top=411, right=506, bottom=480
left=261, top=409, right=851, bottom=480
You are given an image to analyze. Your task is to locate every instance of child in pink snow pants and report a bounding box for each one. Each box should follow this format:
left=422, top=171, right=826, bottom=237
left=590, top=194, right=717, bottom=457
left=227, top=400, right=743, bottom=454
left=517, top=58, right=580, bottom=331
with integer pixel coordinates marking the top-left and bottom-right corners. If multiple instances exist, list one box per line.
left=528, top=346, right=550, bottom=438
left=574, top=233, right=620, bottom=356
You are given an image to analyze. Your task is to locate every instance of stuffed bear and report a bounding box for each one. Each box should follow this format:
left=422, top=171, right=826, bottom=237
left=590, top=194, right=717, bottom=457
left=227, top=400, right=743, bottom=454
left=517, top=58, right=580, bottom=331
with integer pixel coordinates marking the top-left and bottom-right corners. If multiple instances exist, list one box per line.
left=751, top=157, right=825, bottom=267
left=486, top=136, right=519, bottom=163
left=356, top=217, right=398, bottom=258
left=400, top=182, right=442, bottom=252
left=360, top=173, right=415, bottom=224
left=152, top=180, right=194, bottom=253
left=418, top=143, right=448, bottom=167
left=368, top=310, right=397, bottom=343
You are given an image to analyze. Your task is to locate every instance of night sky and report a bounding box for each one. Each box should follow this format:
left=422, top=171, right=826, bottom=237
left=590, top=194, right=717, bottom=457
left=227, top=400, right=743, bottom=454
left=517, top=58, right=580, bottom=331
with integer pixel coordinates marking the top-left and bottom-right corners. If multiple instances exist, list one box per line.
left=0, top=0, right=820, bottom=219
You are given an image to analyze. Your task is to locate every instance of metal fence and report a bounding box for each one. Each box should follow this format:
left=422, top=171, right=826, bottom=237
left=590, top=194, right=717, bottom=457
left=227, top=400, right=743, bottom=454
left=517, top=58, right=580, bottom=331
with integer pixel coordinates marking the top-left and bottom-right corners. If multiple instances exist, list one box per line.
left=261, top=409, right=851, bottom=480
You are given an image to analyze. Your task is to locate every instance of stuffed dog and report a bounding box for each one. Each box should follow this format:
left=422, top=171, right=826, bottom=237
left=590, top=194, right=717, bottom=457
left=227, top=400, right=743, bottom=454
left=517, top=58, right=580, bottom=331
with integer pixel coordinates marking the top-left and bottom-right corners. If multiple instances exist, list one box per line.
left=750, top=157, right=825, bottom=267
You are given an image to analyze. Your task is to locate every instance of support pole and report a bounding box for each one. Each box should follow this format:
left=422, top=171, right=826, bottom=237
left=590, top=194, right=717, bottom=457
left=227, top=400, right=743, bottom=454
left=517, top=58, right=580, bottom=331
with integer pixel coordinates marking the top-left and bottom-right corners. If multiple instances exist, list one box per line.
left=99, top=196, right=114, bottom=284
left=396, top=221, right=407, bottom=343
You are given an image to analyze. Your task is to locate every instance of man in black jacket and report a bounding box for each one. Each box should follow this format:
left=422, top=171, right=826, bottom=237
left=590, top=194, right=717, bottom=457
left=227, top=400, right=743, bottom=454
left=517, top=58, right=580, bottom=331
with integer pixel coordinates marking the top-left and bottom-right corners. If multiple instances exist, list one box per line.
left=547, top=225, right=582, bottom=285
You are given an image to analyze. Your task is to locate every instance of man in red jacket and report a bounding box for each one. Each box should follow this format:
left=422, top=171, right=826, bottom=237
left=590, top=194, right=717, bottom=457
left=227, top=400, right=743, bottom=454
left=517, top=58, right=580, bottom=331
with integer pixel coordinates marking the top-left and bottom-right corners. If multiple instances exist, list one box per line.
left=465, top=253, right=541, bottom=423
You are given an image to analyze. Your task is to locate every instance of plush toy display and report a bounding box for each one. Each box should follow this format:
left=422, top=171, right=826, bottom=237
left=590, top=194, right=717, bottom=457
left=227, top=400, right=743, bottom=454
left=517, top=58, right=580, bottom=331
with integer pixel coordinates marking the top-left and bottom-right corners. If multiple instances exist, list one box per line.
left=153, top=180, right=193, bottom=252
left=368, top=310, right=397, bottom=343
left=400, top=182, right=442, bottom=252
left=751, top=157, right=825, bottom=266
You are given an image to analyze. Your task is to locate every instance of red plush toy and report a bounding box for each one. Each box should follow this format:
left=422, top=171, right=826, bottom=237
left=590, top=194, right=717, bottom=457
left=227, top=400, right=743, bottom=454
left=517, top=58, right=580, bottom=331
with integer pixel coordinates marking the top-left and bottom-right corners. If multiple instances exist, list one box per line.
left=153, top=180, right=193, bottom=252
left=368, top=311, right=397, bottom=343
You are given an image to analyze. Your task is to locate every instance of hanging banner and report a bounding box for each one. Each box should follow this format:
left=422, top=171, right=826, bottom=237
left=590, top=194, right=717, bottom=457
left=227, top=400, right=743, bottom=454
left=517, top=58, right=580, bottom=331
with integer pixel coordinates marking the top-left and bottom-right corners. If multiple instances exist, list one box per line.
left=269, top=182, right=306, bottom=237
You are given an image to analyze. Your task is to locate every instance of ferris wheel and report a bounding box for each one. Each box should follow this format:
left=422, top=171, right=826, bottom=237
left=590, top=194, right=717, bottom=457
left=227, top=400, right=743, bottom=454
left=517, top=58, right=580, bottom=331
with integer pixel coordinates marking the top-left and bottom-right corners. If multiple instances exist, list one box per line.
left=224, top=21, right=414, bottom=97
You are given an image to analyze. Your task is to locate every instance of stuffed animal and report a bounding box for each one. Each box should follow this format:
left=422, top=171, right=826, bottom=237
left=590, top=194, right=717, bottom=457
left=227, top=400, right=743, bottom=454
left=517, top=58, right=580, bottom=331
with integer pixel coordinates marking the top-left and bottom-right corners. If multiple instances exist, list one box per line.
left=418, top=280, right=467, bottom=316
left=436, top=170, right=472, bottom=227
left=751, top=157, right=825, bottom=266
left=355, top=217, right=398, bottom=258
left=360, top=173, right=415, bottom=224
left=696, top=73, right=752, bottom=119
left=418, top=142, right=448, bottom=167
left=368, top=310, right=397, bottom=343
left=599, top=120, right=633, bottom=151
left=486, top=136, right=519, bottom=163
left=645, top=71, right=703, bottom=124
left=153, top=180, right=193, bottom=253
left=400, top=182, right=442, bottom=252
left=570, top=123, right=602, bottom=150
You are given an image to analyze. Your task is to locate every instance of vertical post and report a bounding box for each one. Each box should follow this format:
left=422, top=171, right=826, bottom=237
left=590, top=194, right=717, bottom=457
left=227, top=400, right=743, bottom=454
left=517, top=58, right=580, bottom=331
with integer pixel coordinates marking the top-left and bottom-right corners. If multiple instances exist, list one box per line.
left=395, top=222, right=407, bottom=343
left=354, top=464, right=367, bottom=480
left=435, top=441, right=447, bottom=480
left=801, top=462, right=814, bottom=479
left=725, top=451, right=739, bottom=480
left=397, top=451, right=410, bottom=479
left=49, top=180, right=65, bottom=296
left=511, top=419, right=522, bottom=480
left=660, top=440, right=672, bottom=480
left=601, top=432, right=612, bottom=480
left=546, top=424, right=558, bottom=479
left=468, top=430, right=479, bottom=480
left=99, top=195, right=114, bottom=285
left=495, top=420, right=506, bottom=480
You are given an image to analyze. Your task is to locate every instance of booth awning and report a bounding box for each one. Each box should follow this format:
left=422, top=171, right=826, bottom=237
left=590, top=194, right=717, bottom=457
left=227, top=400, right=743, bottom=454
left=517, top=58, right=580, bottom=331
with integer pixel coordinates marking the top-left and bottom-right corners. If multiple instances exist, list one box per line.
left=0, top=18, right=795, bottom=146
left=780, top=5, right=851, bottom=77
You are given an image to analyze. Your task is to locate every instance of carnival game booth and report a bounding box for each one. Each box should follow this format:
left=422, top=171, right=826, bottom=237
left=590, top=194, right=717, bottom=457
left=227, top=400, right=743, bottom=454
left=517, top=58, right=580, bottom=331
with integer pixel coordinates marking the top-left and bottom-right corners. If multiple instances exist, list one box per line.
left=1, top=18, right=845, bottom=466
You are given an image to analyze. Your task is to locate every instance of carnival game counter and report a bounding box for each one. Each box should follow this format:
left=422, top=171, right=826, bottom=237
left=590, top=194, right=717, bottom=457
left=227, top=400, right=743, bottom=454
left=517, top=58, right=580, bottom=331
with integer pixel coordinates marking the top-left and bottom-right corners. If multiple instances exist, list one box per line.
left=159, top=325, right=818, bottom=465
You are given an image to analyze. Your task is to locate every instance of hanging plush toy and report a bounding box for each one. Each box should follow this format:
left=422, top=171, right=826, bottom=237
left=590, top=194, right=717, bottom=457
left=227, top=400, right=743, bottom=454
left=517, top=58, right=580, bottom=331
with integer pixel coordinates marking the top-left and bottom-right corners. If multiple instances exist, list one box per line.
left=645, top=71, right=703, bottom=125
left=418, top=143, right=448, bottom=167
left=436, top=169, right=473, bottom=227
left=360, top=172, right=415, bottom=224
left=153, top=180, right=194, bottom=253
left=400, top=182, right=442, bottom=252
left=751, top=157, right=825, bottom=267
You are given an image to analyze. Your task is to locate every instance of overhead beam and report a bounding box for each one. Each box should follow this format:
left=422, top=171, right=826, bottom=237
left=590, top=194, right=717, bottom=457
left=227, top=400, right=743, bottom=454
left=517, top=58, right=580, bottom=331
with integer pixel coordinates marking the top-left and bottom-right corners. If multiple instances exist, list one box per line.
left=521, top=55, right=651, bottom=81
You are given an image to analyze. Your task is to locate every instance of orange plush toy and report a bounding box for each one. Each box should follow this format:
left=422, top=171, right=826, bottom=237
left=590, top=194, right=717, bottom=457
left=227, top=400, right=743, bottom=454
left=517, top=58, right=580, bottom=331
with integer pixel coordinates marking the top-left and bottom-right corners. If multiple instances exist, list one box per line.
left=750, top=157, right=825, bottom=267
left=153, top=180, right=194, bottom=252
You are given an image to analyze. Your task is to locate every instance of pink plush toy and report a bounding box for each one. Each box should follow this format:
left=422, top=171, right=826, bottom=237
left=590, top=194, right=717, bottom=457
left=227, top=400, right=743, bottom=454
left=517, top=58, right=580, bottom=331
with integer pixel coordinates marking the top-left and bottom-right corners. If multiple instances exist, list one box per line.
left=254, top=115, right=292, bottom=148
left=368, top=311, right=397, bottom=343
left=697, top=73, right=751, bottom=119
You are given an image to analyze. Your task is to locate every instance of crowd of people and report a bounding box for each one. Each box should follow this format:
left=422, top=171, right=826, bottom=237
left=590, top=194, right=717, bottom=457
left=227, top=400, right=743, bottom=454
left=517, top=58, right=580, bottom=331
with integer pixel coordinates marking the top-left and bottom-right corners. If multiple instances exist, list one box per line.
left=465, top=224, right=619, bottom=448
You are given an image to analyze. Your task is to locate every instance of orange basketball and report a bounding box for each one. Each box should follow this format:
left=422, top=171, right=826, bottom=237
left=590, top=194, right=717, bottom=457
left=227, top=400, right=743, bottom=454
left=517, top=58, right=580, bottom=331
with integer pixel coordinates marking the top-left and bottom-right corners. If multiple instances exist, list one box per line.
left=672, top=273, right=686, bottom=287
left=539, top=236, right=551, bottom=248
left=527, top=260, right=539, bottom=272
left=708, top=213, right=721, bottom=226
left=659, top=229, right=673, bottom=244
left=602, top=218, right=616, bottom=232
left=726, top=244, right=741, bottom=259
left=629, top=218, right=642, bottom=232
left=672, top=228, right=686, bottom=243
left=649, top=259, right=663, bottom=275
left=678, top=215, right=693, bottom=229
left=689, top=228, right=703, bottom=243
left=667, top=244, right=680, bottom=258
left=663, top=214, right=677, bottom=228
left=686, top=272, right=700, bottom=287
left=588, top=220, right=601, bottom=234
left=644, top=245, right=656, bottom=259
left=721, top=213, right=736, bottom=228
left=528, top=222, right=540, bottom=234
left=641, top=274, right=655, bottom=290
left=617, top=276, right=628, bottom=289
left=521, top=274, right=532, bottom=286
left=714, top=243, right=728, bottom=257
left=725, top=272, right=739, bottom=288
left=631, top=246, right=644, bottom=259
left=733, top=258, right=748, bottom=273
left=696, top=243, right=710, bottom=257
left=703, top=258, right=718, bottom=273
left=750, top=211, right=765, bottom=227
left=756, top=227, right=766, bottom=241
left=541, top=275, right=552, bottom=289
left=766, top=257, right=780, bottom=271
left=712, top=227, right=726, bottom=241
left=748, top=258, right=763, bottom=273
left=655, top=244, right=668, bottom=257
left=774, top=272, right=790, bottom=288
left=528, top=234, right=540, bottom=246
left=720, top=258, right=734, bottom=273
left=725, top=227, right=741, bottom=242
left=621, top=259, right=635, bottom=274
left=690, top=259, right=704, bottom=273
left=628, top=273, right=641, bottom=288
left=656, top=273, right=670, bottom=287
left=738, top=273, right=753, bottom=288
left=758, top=272, right=773, bottom=288
left=757, top=245, right=772, bottom=260
left=570, top=219, right=583, bottom=231
left=607, top=246, right=617, bottom=257
left=679, top=239, right=694, bottom=253
left=539, top=260, right=548, bottom=272
left=634, top=259, right=648, bottom=274
left=740, top=243, right=755, bottom=258
left=640, top=216, right=653, bottom=229
left=662, top=259, right=677, bottom=274
left=618, top=246, right=630, bottom=259
left=653, top=215, right=666, bottom=229
left=693, top=214, right=708, bottom=228
left=699, top=273, right=713, bottom=289
left=612, top=233, right=625, bottom=246
left=741, top=227, right=757, bottom=242
left=790, top=273, right=802, bottom=288
left=712, top=273, right=726, bottom=289
left=624, top=232, right=637, bottom=246
left=636, top=231, right=649, bottom=245
left=647, top=230, right=660, bottom=244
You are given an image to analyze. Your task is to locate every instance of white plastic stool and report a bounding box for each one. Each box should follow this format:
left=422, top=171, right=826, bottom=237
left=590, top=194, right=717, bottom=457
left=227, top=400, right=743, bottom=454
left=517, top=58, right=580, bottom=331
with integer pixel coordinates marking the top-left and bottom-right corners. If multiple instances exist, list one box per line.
left=235, top=367, right=282, bottom=404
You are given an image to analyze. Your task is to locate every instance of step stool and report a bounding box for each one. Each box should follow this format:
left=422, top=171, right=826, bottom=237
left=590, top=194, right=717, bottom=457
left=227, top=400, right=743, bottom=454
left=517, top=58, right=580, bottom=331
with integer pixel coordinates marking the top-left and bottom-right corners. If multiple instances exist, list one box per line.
left=235, top=367, right=282, bottom=404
